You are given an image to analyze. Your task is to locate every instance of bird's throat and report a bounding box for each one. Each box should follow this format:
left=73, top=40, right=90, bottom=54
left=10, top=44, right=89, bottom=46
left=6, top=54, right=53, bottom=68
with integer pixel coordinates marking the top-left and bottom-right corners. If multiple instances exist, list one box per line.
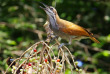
left=48, top=15, right=59, bottom=31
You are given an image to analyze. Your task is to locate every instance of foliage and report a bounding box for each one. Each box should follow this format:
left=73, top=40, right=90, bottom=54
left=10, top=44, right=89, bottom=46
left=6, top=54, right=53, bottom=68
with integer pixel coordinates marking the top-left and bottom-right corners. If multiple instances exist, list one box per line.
left=0, top=0, right=110, bottom=74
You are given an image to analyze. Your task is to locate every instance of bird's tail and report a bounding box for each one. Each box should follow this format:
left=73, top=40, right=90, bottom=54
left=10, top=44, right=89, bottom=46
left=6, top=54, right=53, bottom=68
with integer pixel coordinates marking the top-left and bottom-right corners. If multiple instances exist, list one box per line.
left=90, top=36, right=100, bottom=43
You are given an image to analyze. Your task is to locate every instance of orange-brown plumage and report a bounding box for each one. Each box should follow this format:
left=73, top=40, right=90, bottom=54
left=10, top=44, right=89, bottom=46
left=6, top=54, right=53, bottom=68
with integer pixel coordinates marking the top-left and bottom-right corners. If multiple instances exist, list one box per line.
left=57, top=19, right=100, bottom=43
left=58, top=19, right=90, bottom=36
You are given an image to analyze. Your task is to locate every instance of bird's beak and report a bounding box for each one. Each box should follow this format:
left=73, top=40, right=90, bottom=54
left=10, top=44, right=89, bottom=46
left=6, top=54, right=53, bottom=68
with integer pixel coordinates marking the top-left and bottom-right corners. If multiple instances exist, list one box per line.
left=39, top=2, right=55, bottom=16
left=39, top=2, right=49, bottom=11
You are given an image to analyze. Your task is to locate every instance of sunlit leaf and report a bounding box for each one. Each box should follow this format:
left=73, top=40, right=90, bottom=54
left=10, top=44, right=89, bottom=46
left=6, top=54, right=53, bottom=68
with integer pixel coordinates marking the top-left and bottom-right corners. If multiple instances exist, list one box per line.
left=102, top=51, right=110, bottom=57
left=6, top=40, right=17, bottom=45
left=107, top=34, right=110, bottom=42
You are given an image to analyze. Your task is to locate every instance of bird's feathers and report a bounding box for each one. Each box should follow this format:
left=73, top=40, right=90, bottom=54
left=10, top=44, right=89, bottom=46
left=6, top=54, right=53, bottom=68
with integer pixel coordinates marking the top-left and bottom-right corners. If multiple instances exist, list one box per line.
left=57, top=19, right=100, bottom=43
left=90, top=36, right=100, bottom=43
left=58, top=19, right=91, bottom=36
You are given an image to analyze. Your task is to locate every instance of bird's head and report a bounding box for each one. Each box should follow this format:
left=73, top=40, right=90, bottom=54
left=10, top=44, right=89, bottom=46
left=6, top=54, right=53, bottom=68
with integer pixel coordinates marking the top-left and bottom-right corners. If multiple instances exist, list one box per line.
left=40, top=2, right=57, bottom=17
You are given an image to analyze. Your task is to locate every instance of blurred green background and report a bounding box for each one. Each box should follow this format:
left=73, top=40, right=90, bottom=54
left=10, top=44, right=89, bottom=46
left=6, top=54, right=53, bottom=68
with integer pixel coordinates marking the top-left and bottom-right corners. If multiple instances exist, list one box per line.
left=0, top=0, right=110, bottom=74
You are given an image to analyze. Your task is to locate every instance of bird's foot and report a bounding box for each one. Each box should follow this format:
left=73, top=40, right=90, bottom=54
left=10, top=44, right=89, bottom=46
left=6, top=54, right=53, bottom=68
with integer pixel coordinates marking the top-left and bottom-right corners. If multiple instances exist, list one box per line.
left=50, top=35, right=58, bottom=42
left=58, top=43, right=65, bottom=49
left=58, top=43, right=70, bottom=49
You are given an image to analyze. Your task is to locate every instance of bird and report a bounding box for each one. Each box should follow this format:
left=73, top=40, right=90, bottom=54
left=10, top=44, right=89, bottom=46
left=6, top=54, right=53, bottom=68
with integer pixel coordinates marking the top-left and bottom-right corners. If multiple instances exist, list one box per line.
left=40, top=2, right=100, bottom=48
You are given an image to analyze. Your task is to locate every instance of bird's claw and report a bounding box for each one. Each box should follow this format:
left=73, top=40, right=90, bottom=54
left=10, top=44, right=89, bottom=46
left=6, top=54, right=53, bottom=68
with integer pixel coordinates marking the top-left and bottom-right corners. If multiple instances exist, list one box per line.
left=51, top=36, right=58, bottom=41
left=58, top=43, right=65, bottom=49
left=58, top=43, right=71, bottom=50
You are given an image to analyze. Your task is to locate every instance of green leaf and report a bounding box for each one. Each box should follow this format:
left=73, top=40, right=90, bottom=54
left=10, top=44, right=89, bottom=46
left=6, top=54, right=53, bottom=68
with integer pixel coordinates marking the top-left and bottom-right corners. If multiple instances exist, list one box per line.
left=107, top=34, right=110, bottom=42
left=8, top=6, right=18, bottom=12
left=102, top=51, right=110, bottom=57
left=6, top=40, right=17, bottom=45
left=17, top=37, right=23, bottom=42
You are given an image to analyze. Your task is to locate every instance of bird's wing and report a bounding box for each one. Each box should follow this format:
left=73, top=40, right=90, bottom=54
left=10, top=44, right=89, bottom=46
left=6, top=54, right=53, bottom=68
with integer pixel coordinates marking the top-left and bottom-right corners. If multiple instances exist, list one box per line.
left=58, top=19, right=92, bottom=36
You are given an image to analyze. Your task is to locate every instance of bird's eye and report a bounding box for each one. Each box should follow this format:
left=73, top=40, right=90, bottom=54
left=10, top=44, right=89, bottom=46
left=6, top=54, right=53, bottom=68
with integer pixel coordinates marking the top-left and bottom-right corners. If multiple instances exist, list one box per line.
left=50, top=7, right=53, bottom=10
